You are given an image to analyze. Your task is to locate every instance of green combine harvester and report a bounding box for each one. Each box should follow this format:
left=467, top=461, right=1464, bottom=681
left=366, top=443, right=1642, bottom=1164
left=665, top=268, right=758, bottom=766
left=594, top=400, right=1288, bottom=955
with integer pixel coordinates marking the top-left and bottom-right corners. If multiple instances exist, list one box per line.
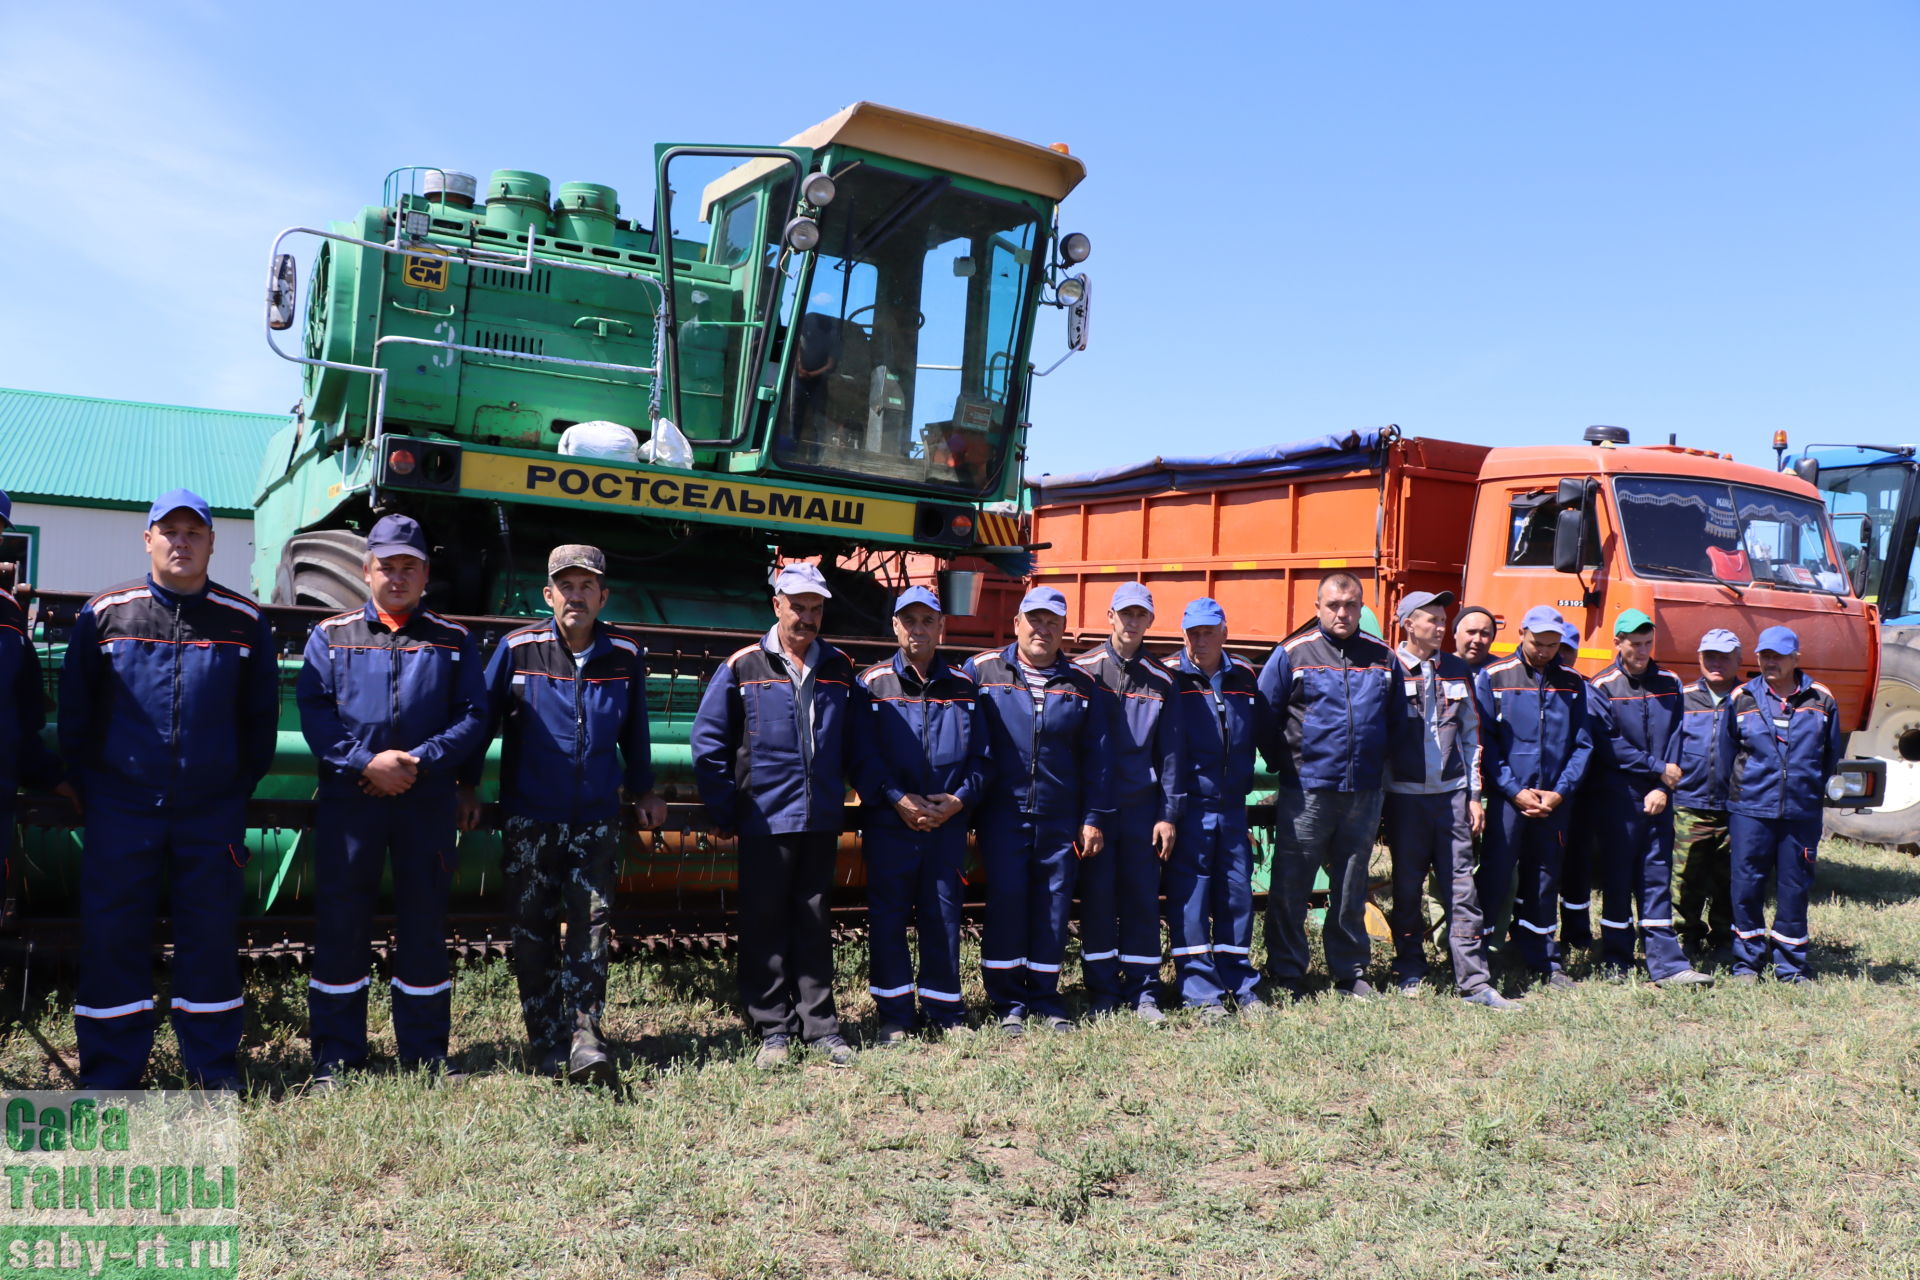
left=257, top=102, right=1089, bottom=625
left=16, top=104, right=1102, bottom=946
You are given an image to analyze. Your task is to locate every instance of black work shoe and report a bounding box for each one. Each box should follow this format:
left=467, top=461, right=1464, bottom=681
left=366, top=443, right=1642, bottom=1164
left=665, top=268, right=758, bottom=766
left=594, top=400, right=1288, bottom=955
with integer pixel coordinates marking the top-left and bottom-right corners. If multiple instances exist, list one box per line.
left=568, top=1034, right=617, bottom=1088
left=814, top=1035, right=856, bottom=1067
left=1334, top=978, right=1381, bottom=1001
left=1650, top=968, right=1714, bottom=989
left=534, top=1046, right=567, bottom=1077
left=872, top=1021, right=912, bottom=1047
left=1726, top=971, right=1759, bottom=986
left=1544, top=971, right=1577, bottom=991
left=754, top=1035, right=791, bottom=1070
left=1194, top=1003, right=1229, bottom=1025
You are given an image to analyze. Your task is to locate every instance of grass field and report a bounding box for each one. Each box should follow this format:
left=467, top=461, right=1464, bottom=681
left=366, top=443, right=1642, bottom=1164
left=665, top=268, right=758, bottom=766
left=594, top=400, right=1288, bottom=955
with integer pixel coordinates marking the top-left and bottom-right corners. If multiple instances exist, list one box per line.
left=3, top=837, right=1919, bottom=1279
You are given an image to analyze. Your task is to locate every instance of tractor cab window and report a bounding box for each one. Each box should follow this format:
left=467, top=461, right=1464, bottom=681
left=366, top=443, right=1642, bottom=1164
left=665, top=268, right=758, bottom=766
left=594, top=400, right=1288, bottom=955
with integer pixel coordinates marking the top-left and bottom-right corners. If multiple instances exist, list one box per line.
left=773, top=166, right=1040, bottom=497
left=1615, top=476, right=1847, bottom=594
left=1816, top=465, right=1914, bottom=607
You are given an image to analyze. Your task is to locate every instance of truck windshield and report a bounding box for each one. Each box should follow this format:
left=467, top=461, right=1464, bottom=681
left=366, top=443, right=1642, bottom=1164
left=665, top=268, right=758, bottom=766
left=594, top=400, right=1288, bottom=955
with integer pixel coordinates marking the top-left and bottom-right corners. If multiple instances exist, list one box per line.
left=773, top=165, right=1040, bottom=496
left=1614, top=476, right=1847, bottom=594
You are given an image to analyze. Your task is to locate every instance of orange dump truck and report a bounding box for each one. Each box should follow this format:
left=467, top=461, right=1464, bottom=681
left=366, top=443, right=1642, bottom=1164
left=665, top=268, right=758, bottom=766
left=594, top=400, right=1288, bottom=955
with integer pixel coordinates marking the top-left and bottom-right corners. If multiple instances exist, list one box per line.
left=1029, top=426, right=1880, bottom=734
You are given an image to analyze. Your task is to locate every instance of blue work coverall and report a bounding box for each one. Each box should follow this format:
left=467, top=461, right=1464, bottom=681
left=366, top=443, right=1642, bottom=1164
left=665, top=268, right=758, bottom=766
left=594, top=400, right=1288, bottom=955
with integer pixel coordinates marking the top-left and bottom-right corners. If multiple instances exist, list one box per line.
left=1590, top=660, right=1689, bottom=980
left=1717, top=673, right=1841, bottom=981
left=963, top=644, right=1114, bottom=1021
left=0, top=584, right=59, bottom=883
left=850, top=652, right=989, bottom=1030
left=1163, top=648, right=1262, bottom=1009
left=297, top=603, right=489, bottom=1073
left=1474, top=654, right=1592, bottom=975
left=1071, top=641, right=1183, bottom=1010
left=59, top=577, right=278, bottom=1089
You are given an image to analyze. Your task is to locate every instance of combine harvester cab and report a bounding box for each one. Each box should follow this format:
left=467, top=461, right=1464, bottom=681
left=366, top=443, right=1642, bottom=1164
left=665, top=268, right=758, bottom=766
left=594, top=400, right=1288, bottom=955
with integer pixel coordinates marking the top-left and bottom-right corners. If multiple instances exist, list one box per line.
left=19, top=105, right=1097, bottom=945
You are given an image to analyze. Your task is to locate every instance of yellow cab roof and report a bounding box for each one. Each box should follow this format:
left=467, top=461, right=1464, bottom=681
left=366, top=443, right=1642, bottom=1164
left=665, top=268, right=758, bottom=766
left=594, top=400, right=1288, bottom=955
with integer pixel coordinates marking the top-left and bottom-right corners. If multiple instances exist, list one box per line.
left=701, top=101, right=1087, bottom=217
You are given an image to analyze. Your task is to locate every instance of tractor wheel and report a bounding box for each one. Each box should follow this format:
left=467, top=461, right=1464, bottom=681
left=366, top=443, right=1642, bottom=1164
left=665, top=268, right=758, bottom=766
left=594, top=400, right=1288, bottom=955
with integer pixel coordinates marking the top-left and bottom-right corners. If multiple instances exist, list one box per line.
left=1827, top=640, right=1920, bottom=846
left=271, top=529, right=368, bottom=609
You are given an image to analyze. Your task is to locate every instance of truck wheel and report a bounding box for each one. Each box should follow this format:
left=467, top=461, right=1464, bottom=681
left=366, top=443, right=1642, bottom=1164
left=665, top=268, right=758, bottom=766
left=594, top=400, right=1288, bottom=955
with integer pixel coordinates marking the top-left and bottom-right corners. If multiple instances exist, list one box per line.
left=1827, top=640, right=1920, bottom=846
left=271, top=529, right=368, bottom=609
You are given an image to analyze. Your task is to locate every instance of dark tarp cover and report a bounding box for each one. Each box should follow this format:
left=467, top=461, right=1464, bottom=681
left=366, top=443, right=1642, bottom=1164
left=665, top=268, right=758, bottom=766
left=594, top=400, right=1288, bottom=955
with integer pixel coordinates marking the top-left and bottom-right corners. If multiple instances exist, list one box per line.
left=1031, top=430, right=1387, bottom=503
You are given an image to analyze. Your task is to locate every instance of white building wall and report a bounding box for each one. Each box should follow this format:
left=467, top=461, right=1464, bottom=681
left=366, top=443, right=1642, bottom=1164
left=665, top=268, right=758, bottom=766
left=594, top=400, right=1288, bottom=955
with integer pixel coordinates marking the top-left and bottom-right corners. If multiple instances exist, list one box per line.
left=8, top=502, right=261, bottom=597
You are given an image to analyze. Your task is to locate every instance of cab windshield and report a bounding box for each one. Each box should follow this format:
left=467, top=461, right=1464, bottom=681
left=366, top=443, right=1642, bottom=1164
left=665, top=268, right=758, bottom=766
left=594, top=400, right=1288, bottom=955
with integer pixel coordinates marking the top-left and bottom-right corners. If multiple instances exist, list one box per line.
left=1614, top=476, right=1847, bottom=593
left=774, top=165, right=1040, bottom=496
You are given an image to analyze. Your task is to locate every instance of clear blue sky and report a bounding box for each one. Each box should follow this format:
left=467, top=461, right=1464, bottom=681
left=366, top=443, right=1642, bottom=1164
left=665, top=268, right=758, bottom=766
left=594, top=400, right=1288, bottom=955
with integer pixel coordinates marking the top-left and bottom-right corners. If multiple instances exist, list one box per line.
left=2, top=1, right=1913, bottom=478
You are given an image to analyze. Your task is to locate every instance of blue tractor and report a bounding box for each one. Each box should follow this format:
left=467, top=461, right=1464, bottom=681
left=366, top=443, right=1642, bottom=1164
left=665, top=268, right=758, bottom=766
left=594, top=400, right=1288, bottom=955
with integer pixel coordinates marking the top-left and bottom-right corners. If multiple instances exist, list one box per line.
left=1798, top=442, right=1920, bottom=845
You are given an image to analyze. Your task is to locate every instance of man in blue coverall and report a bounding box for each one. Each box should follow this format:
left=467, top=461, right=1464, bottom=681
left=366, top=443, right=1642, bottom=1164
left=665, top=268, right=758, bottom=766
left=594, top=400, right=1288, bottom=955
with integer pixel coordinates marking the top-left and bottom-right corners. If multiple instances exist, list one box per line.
left=965, top=586, right=1113, bottom=1034
left=1072, top=583, right=1183, bottom=1023
left=692, top=563, right=859, bottom=1069
left=1257, top=571, right=1413, bottom=1001
left=1162, top=598, right=1265, bottom=1019
left=1, top=489, right=65, bottom=894
left=1588, top=609, right=1712, bottom=987
left=1473, top=605, right=1592, bottom=988
left=59, top=488, right=279, bottom=1090
left=1718, top=625, right=1842, bottom=984
left=478, top=544, right=667, bottom=1084
left=851, top=586, right=989, bottom=1042
left=297, top=514, right=490, bottom=1085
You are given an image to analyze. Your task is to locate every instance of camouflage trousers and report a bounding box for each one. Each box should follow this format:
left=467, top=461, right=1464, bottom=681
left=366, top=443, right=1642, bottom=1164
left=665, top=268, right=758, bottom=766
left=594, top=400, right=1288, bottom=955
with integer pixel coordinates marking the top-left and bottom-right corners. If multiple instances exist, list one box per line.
left=503, top=817, right=618, bottom=1056
left=1672, top=807, right=1733, bottom=951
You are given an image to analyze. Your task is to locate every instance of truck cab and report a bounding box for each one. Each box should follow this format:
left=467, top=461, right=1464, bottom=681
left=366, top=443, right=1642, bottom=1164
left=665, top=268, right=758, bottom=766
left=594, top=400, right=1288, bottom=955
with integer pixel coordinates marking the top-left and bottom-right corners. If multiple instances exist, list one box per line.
left=1464, top=436, right=1878, bottom=732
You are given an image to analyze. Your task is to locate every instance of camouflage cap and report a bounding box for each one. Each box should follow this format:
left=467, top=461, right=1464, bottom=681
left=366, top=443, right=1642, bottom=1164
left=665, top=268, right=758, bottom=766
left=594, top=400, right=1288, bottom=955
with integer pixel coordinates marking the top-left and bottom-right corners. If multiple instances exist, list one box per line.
left=547, top=544, right=607, bottom=578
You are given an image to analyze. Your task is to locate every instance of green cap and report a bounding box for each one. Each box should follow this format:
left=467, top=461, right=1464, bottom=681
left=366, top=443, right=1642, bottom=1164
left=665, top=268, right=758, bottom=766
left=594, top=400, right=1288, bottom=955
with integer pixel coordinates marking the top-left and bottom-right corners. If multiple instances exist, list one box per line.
left=1359, top=606, right=1383, bottom=639
left=1613, top=608, right=1654, bottom=637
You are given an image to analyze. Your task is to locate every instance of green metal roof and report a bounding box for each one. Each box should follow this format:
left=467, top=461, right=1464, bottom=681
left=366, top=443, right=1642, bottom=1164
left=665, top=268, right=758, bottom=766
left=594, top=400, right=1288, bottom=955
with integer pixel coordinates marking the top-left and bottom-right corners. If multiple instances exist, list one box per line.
left=0, top=387, right=285, bottom=516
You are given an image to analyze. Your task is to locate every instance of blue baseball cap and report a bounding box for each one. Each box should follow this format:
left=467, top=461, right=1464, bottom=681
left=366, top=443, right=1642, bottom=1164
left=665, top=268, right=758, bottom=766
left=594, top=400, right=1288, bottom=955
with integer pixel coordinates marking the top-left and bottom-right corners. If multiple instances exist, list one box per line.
left=147, top=488, right=212, bottom=528
left=1019, top=585, right=1068, bottom=617
left=367, top=513, right=430, bottom=560
left=773, top=562, right=833, bottom=598
left=0, top=489, right=10, bottom=528
left=1520, top=605, right=1566, bottom=636
left=1559, top=621, right=1581, bottom=649
left=1110, top=582, right=1155, bottom=614
left=1697, top=628, right=1742, bottom=654
left=1755, top=625, right=1799, bottom=656
left=893, top=585, right=942, bottom=614
left=1182, top=597, right=1226, bottom=629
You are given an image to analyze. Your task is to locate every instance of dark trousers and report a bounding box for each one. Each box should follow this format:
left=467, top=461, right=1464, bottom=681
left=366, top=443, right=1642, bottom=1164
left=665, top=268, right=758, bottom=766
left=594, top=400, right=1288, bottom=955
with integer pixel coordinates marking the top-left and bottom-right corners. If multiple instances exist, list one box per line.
left=1077, top=798, right=1165, bottom=1006
left=1, top=798, right=12, bottom=885
left=863, top=823, right=967, bottom=1028
left=1597, top=792, right=1689, bottom=980
left=1266, top=788, right=1381, bottom=986
left=1729, top=813, right=1823, bottom=980
left=1164, top=809, right=1257, bottom=1007
left=503, top=816, right=617, bottom=1057
left=75, top=790, right=247, bottom=1089
left=1384, top=791, right=1492, bottom=994
left=1480, top=801, right=1570, bottom=974
left=1557, top=789, right=1598, bottom=948
left=309, top=788, right=457, bottom=1072
left=737, top=831, right=841, bottom=1042
left=979, top=810, right=1079, bottom=1019
left=1673, top=807, right=1733, bottom=950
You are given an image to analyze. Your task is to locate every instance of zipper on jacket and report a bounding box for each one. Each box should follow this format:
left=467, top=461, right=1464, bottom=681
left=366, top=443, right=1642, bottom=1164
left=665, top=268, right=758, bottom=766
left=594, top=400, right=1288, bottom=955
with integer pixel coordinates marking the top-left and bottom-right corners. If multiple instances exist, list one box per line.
left=170, top=596, right=185, bottom=789
left=1342, top=648, right=1355, bottom=790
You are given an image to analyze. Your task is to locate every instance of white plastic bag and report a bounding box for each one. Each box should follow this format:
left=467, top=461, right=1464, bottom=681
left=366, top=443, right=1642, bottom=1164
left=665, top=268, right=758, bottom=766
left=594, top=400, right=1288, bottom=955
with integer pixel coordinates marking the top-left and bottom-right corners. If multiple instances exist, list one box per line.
left=638, top=418, right=694, bottom=469
left=557, top=420, right=640, bottom=462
